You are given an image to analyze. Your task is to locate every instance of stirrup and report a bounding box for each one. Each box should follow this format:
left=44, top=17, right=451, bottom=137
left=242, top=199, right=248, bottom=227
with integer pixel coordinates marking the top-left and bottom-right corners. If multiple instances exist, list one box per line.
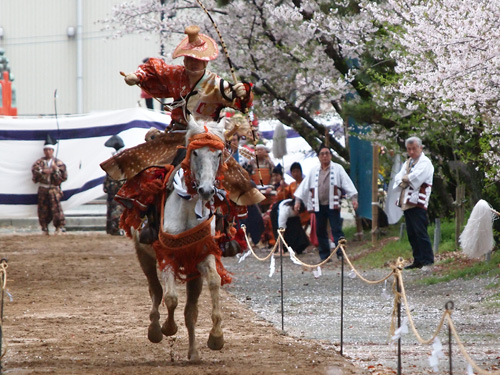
left=139, top=225, right=158, bottom=244
left=139, top=206, right=160, bottom=244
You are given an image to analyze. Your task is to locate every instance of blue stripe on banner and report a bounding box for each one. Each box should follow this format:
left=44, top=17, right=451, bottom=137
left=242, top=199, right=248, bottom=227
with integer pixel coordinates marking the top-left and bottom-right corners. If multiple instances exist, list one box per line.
left=0, top=176, right=106, bottom=205
left=260, top=129, right=301, bottom=139
left=0, top=120, right=167, bottom=141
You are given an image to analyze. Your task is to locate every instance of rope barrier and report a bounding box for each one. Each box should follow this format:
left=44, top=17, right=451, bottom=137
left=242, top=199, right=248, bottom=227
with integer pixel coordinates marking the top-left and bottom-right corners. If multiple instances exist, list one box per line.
left=389, top=274, right=402, bottom=344
left=277, top=230, right=397, bottom=283
left=446, top=314, right=500, bottom=375
left=338, top=242, right=396, bottom=284
left=240, top=224, right=279, bottom=261
left=238, top=224, right=499, bottom=373
left=392, top=269, right=449, bottom=345
left=277, top=229, right=339, bottom=268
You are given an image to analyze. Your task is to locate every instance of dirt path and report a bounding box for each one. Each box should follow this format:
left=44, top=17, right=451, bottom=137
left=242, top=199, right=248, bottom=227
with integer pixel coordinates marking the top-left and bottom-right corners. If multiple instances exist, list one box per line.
left=0, top=233, right=366, bottom=375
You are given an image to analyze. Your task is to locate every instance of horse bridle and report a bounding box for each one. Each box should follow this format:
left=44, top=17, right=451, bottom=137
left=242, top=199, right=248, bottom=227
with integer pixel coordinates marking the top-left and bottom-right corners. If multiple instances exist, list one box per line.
left=180, top=132, right=227, bottom=197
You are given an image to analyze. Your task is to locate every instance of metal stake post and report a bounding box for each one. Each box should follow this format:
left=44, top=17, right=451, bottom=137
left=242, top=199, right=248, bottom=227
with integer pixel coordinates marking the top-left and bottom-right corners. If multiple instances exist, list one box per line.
left=446, top=301, right=454, bottom=375
left=448, top=323, right=453, bottom=375
left=433, top=218, right=441, bottom=253
left=340, top=253, right=344, bottom=356
left=280, top=241, right=284, bottom=332
left=397, top=276, right=402, bottom=375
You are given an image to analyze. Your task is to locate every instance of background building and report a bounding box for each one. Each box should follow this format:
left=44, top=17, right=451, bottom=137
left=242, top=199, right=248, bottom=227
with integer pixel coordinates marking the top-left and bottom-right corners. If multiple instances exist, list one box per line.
left=0, top=0, right=173, bottom=115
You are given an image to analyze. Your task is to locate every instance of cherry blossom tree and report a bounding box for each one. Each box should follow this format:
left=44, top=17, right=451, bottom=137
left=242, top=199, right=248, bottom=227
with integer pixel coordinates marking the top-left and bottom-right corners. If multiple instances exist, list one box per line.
left=101, top=0, right=500, bottom=216
left=100, top=0, right=390, bottom=165
left=364, top=0, right=500, bottom=181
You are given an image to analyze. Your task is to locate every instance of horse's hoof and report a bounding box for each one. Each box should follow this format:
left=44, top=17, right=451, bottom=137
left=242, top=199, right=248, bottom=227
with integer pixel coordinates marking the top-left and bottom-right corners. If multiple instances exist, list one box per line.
left=207, top=333, right=224, bottom=350
left=148, top=323, right=164, bottom=343
left=161, top=321, right=178, bottom=336
left=188, top=349, right=201, bottom=362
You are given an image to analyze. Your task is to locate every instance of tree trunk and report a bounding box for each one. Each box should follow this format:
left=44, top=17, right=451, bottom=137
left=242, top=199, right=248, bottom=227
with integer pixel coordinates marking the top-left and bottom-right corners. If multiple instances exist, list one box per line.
left=455, top=184, right=465, bottom=250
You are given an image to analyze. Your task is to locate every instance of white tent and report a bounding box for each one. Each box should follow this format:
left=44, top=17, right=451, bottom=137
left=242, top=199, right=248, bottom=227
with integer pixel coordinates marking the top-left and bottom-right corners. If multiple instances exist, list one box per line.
left=0, top=108, right=171, bottom=218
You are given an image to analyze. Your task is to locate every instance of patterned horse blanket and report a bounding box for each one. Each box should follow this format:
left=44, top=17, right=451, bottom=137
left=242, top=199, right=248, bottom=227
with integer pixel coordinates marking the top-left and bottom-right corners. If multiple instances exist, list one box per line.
left=100, top=130, right=264, bottom=206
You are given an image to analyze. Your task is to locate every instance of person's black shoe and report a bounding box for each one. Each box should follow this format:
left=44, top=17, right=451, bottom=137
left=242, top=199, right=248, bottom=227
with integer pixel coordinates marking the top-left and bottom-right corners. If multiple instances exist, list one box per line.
left=336, top=249, right=343, bottom=260
left=404, top=262, right=423, bottom=270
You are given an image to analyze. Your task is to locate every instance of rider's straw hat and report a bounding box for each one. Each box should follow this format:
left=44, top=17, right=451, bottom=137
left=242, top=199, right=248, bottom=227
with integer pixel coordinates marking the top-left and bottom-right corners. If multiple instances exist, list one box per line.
left=172, top=25, right=219, bottom=61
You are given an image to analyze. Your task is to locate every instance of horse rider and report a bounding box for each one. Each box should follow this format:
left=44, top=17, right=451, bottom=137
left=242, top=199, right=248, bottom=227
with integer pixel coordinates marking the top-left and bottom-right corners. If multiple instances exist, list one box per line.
left=110, top=25, right=262, bottom=244
left=123, top=25, right=253, bottom=130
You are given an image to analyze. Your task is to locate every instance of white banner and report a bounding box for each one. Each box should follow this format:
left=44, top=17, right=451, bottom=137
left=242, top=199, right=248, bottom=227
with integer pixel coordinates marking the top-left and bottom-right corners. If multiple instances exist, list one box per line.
left=384, top=154, right=404, bottom=225
left=0, top=108, right=171, bottom=218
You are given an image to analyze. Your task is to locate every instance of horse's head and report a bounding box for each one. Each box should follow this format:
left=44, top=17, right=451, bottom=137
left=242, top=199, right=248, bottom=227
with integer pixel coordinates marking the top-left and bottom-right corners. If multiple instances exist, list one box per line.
left=184, top=116, right=227, bottom=201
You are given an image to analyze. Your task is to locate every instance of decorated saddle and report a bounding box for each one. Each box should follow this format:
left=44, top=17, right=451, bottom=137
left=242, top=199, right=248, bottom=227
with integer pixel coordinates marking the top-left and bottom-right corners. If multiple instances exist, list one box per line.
left=100, top=130, right=264, bottom=206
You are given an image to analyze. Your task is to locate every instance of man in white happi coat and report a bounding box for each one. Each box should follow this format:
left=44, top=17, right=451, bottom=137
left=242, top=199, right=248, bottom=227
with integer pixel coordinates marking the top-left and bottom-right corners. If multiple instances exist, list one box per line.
left=294, top=145, right=358, bottom=261
left=393, top=136, right=434, bottom=269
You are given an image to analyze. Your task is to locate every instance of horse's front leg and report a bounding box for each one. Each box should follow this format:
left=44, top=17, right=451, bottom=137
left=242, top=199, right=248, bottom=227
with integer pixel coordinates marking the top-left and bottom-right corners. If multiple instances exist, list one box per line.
left=198, top=254, right=224, bottom=350
left=185, top=276, right=203, bottom=361
left=161, top=268, right=178, bottom=336
left=133, top=231, right=163, bottom=343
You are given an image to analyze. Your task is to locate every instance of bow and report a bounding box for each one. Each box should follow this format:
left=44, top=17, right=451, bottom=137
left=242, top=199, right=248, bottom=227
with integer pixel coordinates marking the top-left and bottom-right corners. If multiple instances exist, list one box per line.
left=194, top=0, right=264, bottom=185
left=194, top=0, right=238, bottom=84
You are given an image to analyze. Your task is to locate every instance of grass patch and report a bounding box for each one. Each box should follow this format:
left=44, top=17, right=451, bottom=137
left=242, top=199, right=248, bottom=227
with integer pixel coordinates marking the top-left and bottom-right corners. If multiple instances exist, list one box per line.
left=428, top=219, right=456, bottom=244
left=346, top=219, right=500, bottom=285
left=486, top=280, right=500, bottom=289
left=347, top=224, right=412, bottom=268
left=343, top=225, right=359, bottom=240
left=349, top=220, right=459, bottom=269
left=485, top=292, right=500, bottom=308
left=420, top=250, right=500, bottom=285
left=353, top=237, right=412, bottom=268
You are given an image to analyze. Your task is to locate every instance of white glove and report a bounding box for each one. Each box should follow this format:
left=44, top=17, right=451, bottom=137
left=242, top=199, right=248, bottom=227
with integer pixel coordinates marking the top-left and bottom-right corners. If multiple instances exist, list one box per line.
left=124, top=73, right=140, bottom=86
left=233, top=83, right=247, bottom=99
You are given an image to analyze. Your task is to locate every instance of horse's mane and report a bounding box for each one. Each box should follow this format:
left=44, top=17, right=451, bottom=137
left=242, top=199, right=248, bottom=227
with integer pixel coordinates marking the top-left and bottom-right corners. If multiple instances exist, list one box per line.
left=225, top=113, right=252, bottom=137
left=186, top=116, right=226, bottom=145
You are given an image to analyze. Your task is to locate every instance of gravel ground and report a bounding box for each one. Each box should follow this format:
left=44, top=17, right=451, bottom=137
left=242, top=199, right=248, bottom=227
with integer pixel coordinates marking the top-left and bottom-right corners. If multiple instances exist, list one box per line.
left=223, top=247, right=500, bottom=375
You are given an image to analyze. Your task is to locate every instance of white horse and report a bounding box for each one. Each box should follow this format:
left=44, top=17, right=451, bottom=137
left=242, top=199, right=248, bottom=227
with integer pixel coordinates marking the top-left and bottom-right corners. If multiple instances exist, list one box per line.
left=133, top=116, right=228, bottom=361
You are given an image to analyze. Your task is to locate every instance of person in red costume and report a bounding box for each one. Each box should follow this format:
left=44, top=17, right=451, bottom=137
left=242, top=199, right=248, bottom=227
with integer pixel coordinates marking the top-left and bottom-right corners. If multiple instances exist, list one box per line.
left=123, top=25, right=253, bottom=129
left=107, top=25, right=260, bottom=245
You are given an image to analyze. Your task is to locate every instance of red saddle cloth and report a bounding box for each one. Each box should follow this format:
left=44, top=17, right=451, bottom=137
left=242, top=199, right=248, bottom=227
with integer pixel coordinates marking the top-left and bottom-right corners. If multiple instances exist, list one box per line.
left=154, top=215, right=232, bottom=285
left=115, top=165, right=232, bottom=285
left=115, top=166, right=172, bottom=238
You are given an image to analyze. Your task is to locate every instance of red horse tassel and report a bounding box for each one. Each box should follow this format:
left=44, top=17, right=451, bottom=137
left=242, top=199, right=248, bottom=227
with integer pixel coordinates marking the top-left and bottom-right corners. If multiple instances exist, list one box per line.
left=153, top=215, right=232, bottom=285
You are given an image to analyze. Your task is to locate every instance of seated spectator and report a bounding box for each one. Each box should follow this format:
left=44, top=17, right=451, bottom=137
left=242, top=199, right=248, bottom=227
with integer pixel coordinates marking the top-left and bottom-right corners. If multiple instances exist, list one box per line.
left=270, top=198, right=309, bottom=255
left=283, top=162, right=311, bottom=227
left=272, top=164, right=288, bottom=203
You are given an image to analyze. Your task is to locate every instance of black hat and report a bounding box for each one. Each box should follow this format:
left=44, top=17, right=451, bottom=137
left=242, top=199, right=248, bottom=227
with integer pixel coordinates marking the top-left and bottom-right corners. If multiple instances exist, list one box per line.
left=290, top=162, right=302, bottom=172
left=272, top=164, right=283, bottom=176
left=43, top=134, right=57, bottom=150
left=104, top=135, right=125, bottom=151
